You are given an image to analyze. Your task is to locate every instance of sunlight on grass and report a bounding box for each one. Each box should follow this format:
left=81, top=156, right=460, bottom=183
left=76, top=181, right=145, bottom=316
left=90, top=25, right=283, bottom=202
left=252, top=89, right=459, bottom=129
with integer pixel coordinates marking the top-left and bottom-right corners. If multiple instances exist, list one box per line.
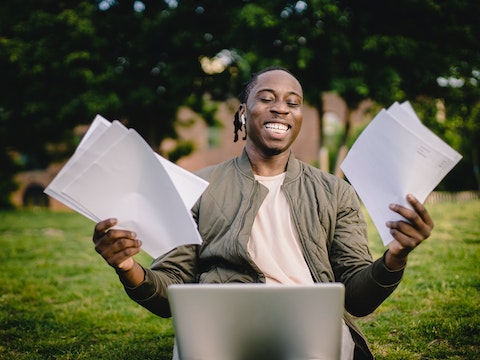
left=359, top=200, right=480, bottom=359
left=0, top=210, right=173, bottom=360
left=1, top=202, right=479, bottom=359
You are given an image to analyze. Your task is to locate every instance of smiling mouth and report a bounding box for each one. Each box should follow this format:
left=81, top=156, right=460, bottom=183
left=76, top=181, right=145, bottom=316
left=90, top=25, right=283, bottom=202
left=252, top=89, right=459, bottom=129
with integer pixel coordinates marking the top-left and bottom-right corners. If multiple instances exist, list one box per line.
left=265, top=122, right=289, bottom=134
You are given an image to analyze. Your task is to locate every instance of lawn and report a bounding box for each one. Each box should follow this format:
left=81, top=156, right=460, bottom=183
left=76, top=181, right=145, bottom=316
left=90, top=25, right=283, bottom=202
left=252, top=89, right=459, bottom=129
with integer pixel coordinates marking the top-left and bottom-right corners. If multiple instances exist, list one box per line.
left=0, top=200, right=479, bottom=359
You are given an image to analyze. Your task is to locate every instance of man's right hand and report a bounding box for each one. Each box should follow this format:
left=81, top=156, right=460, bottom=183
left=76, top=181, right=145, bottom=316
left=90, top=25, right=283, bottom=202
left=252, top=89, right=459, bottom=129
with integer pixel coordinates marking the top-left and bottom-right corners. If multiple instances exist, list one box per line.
left=93, top=218, right=145, bottom=286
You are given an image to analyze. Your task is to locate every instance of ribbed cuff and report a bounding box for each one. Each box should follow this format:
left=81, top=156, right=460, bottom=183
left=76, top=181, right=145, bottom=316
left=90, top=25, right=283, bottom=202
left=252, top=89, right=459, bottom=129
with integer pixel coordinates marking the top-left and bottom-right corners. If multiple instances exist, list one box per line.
left=371, top=251, right=405, bottom=286
left=122, top=268, right=156, bottom=301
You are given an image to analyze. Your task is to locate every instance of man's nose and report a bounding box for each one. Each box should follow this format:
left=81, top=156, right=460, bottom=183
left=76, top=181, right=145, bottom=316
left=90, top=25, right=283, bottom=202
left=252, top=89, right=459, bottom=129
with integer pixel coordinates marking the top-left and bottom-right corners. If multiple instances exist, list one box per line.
left=270, top=100, right=289, bottom=114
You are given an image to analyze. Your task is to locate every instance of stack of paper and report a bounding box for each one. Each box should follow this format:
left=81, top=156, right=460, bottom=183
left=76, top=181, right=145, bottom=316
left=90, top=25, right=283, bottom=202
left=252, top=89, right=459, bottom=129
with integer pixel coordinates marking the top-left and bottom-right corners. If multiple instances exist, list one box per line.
left=45, top=115, right=209, bottom=258
left=341, top=101, right=462, bottom=246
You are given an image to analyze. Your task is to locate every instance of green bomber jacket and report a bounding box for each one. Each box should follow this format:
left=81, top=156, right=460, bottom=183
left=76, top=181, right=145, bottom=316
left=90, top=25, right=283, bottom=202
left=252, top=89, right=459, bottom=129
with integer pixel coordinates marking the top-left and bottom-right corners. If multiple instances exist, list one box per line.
left=124, top=149, right=406, bottom=359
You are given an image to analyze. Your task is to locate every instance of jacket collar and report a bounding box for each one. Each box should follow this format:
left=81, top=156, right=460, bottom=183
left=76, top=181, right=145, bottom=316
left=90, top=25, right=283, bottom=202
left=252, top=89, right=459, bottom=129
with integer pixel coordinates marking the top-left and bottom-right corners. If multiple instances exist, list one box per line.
left=236, top=148, right=302, bottom=182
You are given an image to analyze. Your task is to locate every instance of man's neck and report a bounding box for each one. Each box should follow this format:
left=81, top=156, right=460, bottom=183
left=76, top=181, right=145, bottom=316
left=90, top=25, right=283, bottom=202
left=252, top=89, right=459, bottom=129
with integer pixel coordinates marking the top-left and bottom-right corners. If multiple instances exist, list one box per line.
left=245, top=147, right=290, bottom=176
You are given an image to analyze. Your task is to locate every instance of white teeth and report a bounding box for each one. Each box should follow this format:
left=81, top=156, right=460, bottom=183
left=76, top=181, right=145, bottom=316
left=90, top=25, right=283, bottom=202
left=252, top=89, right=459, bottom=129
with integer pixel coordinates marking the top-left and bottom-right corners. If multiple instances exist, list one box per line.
left=265, top=123, right=288, bottom=132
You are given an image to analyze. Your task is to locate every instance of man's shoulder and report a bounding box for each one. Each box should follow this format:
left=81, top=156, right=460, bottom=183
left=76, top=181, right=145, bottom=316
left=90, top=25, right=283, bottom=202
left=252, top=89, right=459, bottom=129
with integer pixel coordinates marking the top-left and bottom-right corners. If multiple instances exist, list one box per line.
left=195, top=157, right=238, bottom=181
left=301, top=161, right=341, bottom=182
left=299, top=161, right=354, bottom=193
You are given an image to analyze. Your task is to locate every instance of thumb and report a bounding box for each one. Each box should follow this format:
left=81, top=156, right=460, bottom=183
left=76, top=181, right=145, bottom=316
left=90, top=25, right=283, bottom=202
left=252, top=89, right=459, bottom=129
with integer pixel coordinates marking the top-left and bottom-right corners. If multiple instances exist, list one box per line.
left=117, top=257, right=135, bottom=272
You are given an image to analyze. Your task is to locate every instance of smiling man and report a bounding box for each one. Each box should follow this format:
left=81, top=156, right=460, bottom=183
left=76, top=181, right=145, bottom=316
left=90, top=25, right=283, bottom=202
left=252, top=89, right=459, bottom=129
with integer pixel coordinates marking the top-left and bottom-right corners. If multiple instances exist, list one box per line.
left=93, top=67, right=434, bottom=359
left=240, top=67, right=303, bottom=162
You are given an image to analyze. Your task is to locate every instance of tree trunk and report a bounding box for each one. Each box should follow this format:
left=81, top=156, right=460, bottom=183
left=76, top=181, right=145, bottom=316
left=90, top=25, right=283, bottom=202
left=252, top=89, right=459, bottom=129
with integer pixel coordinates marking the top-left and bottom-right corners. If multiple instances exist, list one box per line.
left=334, top=107, right=352, bottom=179
left=472, top=143, right=480, bottom=191
left=313, top=95, right=327, bottom=172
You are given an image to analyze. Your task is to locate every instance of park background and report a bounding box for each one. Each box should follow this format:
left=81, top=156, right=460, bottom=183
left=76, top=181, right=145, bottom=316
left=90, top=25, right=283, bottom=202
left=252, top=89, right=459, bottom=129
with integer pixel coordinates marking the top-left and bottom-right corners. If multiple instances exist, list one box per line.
left=1, top=0, right=479, bottom=359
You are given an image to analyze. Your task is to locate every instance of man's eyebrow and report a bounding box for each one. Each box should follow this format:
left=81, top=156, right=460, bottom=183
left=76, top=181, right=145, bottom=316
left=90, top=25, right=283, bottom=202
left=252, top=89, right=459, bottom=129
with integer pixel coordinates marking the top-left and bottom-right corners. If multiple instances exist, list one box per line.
left=256, top=88, right=303, bottom=98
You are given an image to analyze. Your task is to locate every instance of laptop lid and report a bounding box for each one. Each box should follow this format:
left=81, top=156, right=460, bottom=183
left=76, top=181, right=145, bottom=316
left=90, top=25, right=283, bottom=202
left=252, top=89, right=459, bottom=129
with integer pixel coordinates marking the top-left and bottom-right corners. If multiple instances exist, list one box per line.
left=168, top=283, right=345, bottom=360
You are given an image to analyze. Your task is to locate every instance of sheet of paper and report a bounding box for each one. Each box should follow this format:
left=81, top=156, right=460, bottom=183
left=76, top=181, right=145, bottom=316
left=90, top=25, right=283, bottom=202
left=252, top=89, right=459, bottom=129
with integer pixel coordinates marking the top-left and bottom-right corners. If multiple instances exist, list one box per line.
left=76, top=114, right=112, bottom=152
left=341, top=103, right=462, bottom=245
left=155, top=154, right=209, bottom=210
left=388, top=102, right=461, bottom=163
left=46, top=119, right=129, bottom=220
left=45, top=115, right=209, bottom=258
left=44, top=115, right=112, bottom=217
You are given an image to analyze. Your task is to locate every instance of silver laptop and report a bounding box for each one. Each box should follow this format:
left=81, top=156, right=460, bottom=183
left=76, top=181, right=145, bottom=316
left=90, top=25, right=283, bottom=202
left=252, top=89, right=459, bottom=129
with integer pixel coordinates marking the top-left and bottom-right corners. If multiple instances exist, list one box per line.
left=167, top=283, right=345, bottom=360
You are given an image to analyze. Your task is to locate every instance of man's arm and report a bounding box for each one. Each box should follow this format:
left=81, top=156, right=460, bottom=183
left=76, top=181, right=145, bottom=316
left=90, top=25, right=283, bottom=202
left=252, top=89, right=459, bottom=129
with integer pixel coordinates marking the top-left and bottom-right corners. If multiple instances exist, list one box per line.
left=93, top=218, right=198, bottom=318
left=333, top=192, right=433, bottom=317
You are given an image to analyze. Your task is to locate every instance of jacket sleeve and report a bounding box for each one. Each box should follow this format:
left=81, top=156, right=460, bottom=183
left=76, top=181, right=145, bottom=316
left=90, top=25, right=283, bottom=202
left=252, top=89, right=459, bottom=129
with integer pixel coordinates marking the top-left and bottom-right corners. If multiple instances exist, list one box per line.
left=329, top=183, right=405, bottom=317
left=122, top=244, right=199, bottom=318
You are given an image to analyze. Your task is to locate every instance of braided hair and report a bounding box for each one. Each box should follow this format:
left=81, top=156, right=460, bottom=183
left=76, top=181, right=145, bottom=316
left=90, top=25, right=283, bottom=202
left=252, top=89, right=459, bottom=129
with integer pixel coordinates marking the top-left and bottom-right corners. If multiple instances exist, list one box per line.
left=233, top=66, right=296, bottom=142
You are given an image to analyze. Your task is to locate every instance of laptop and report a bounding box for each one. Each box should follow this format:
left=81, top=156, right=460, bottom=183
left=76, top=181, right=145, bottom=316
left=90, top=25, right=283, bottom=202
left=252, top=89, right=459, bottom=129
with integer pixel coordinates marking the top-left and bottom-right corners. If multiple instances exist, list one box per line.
left=167, top=283, right=345, bottom=360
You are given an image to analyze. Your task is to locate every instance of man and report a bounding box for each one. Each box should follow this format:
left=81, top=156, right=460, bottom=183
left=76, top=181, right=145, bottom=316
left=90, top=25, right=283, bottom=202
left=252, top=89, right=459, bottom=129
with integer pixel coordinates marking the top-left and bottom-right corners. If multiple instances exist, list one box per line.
left=93, top=67, right=434, bottom=359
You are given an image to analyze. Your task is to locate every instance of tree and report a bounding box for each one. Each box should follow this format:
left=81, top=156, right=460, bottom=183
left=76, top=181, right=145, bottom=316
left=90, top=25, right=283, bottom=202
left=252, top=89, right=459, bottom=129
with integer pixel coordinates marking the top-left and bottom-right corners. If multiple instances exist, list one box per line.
left=221, top=0, right=479, bottom=186
left=0, top=0, right=234, bottom=208
left=340, top=0, right=480, bottom=189
left=1, top=0, right=478, bottom=209
left=418, top=74, right=480, bottom=191
left=0, top=0, right=110, bottom=207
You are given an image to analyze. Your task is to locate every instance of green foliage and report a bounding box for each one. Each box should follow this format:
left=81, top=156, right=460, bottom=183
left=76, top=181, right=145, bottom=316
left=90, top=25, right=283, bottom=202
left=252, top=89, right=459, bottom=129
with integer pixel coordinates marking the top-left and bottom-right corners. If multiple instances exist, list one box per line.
left=0, top=152, right=18, bottom=209
left=412, top=72, right=480, bottom=191
left=1, top=0, right=479, bottom=209
left=239, top=4, right=279, bottom=28
left=166, top=141, right=195, bottom=164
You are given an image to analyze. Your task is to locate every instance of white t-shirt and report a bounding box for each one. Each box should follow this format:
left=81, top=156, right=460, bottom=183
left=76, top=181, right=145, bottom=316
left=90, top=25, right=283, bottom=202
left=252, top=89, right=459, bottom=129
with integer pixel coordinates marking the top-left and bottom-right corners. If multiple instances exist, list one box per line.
left=248, top=173, right=313, bottom=284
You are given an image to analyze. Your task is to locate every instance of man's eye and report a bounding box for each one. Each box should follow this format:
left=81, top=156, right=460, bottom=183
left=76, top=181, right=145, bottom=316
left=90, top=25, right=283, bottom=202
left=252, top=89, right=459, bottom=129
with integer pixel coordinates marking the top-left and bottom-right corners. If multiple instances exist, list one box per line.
left=287, top=101, right=300, bottom=107
left=261, top=97, right=273, bottom=102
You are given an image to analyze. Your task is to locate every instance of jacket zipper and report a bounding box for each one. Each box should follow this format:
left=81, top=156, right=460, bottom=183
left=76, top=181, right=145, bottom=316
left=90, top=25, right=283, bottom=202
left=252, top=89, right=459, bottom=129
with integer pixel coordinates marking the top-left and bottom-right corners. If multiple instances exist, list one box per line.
left=236, top=179, right=264, bottom=283
left=282, top=185, right=322, bottom=283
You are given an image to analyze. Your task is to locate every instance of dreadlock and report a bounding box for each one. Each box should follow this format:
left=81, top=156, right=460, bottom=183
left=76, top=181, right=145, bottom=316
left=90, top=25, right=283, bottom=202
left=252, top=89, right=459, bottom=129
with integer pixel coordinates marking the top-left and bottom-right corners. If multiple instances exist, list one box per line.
left=233, top=66, right=296, bottom=142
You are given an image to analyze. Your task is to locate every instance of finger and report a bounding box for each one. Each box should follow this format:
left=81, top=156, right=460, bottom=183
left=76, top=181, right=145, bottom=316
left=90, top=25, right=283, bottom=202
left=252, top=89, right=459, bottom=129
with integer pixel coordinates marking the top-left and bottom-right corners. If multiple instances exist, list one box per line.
left=392, top=196, right=431, bottom=232
left=406, top=194, right=434, bottom=230
left=117, top=257, right=135, bottom=271
left=96, top=236, right=142, bottom=267
left=94, top=232, right=139, bottom=262
left=386, top=219, right=423, bottom=242
left=388, top=225, right=421, bottom=249
left=100, top=228, right=137, bottom=247
left=388, top=198, right=433, bottom=239
left=101, top=234, right=141, bottom=252
left=93, top=218, right=118, bottom=240
left=105, top=245, right=142, bottom=269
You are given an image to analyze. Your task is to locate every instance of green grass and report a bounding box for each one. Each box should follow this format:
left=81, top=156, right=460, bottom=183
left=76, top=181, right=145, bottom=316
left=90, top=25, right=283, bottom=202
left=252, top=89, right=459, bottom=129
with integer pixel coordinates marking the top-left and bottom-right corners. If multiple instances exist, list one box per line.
left=1, top=201, right=479, bottom=359
left=359, top=200, right=480, bottom=359
left=0, top=211, right=173, bottom=359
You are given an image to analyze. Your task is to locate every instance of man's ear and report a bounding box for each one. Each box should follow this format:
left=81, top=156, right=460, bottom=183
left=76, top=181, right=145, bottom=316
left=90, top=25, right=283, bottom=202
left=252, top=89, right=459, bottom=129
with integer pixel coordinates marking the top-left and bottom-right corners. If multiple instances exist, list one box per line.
left=238, top=103, right=246, bottom=117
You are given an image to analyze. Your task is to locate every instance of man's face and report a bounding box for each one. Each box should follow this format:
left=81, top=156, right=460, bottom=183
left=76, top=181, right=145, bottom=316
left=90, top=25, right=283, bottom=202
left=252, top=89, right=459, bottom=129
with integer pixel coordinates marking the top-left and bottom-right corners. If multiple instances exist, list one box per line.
left=244, top=70, right=303, bottom=156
